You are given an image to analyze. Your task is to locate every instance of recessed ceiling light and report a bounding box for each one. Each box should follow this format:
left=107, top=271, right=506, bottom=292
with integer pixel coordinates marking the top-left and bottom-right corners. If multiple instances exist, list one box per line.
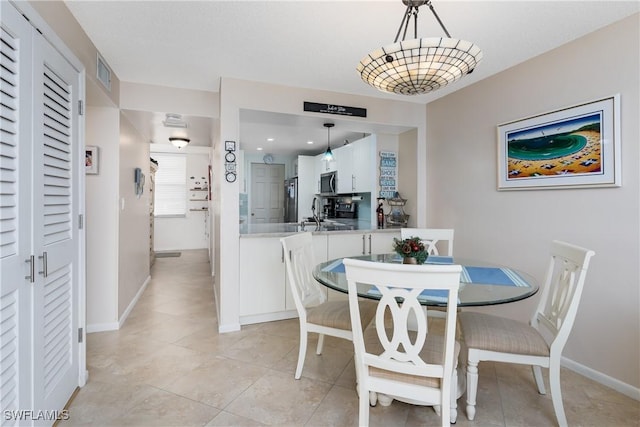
left=257, top=147, right=263, bottom=151
left=307, top=140, right=314, bottom=145
left=267, top=138, right=274, bottom=142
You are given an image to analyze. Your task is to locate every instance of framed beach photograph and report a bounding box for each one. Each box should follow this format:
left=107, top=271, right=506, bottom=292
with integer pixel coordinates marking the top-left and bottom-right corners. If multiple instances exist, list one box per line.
left=497, top=95, right=621, bottom=190
left=85, top=146, right=99, bottom=174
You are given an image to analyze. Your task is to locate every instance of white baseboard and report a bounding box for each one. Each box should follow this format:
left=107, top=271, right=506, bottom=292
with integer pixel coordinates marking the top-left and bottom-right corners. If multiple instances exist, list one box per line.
left=218, top=323, right=241, bottom=333
left=562, top=356, right=640, bottom=401
left=86, top=275, right=151, bottom=334
left=118, top=275, right=151, bottom=328
left=239, top=310, right=298, bottom=326
left=86, top=322, right=119, bottom=333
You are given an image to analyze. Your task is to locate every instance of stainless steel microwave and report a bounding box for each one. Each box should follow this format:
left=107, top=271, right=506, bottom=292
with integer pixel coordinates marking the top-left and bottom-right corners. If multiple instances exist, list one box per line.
left=320, top=171, right=337, bottom=195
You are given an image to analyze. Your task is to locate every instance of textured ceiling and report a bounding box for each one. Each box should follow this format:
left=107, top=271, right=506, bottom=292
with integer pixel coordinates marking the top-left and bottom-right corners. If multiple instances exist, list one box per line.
left=66, top=1, right=639, bottom=153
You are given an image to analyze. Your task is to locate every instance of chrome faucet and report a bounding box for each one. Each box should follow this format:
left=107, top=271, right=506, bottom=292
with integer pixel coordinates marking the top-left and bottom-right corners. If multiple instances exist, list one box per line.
left=311, top=197, right=321, bottom=228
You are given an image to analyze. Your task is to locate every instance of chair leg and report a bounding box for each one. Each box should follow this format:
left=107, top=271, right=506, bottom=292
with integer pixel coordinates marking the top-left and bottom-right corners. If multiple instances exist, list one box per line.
left=532, top=365, right=546, bottom=394
left=449, top=367, right=458, bottom=424
left=359, top=383, right=370, bottom=427
left=295, top=327, right=308, bottom=380
left=316, top=333, right=325, bottom=355
left=465, top=359, right=479, bottom=421
left=549, top=359, right=568, bottom=427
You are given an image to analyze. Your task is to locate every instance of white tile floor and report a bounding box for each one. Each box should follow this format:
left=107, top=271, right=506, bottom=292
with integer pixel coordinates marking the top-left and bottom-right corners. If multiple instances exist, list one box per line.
left=61, top=249, right=639, bottom=426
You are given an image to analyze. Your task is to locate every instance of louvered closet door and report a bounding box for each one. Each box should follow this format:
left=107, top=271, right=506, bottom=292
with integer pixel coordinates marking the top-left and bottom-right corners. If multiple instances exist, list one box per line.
left=0, top=3, right=33, bottom=423
left=30, top=29, right=81, bottom=417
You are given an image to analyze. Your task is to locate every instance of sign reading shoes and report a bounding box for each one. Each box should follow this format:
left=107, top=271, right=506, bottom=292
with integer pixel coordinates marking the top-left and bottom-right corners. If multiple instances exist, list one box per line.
left=303, top=102, right=367, bottom=118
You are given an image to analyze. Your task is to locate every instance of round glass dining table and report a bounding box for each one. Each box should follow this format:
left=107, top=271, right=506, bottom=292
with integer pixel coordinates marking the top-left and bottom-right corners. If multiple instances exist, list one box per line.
left=312, top=253, right=539, bottom=306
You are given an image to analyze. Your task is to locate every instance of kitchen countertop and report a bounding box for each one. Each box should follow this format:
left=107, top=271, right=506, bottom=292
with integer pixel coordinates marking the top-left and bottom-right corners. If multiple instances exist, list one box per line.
left=239, top=219, right=401, bottom=238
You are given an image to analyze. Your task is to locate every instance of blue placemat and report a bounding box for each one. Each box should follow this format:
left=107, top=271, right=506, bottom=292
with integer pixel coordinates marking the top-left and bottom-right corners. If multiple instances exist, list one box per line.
left=321, top=259, right=345, bottom=273
left=461, top=266, right=530, bottom=287
left=321, top=259, right=530, bottom=288
left=375, top=254, right=455, bottom=264
left=425, top=256, right=454, bottom=264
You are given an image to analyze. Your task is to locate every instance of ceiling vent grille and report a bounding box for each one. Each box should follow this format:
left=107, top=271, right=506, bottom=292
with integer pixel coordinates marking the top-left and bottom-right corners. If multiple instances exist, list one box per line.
left=96, top=53, right=111, bottom=92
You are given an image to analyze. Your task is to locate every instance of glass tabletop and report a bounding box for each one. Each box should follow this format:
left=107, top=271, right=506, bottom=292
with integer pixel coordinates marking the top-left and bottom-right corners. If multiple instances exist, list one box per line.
left=312, top=253, right=539, bottom=307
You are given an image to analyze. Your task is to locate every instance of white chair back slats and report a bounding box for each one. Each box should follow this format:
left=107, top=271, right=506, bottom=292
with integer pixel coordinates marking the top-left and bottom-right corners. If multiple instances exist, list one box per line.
left=400, top=228, right=454, bottom=257
left=343, top=258, right=462, bottom=426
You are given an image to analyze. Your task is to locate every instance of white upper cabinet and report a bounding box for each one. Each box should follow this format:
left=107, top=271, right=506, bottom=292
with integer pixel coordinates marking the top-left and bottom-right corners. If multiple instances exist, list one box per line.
left=334, top=143, right=353, bottom=194
left=335, top=135, right=376, bottom=194
left=351, top=135, right=376, bottom=193
left=312, top=134, right=376, bottom=195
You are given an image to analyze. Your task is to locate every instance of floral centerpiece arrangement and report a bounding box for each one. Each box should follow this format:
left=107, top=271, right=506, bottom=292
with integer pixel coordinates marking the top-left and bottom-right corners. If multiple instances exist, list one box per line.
left=393, top=236, right=428, bottom=264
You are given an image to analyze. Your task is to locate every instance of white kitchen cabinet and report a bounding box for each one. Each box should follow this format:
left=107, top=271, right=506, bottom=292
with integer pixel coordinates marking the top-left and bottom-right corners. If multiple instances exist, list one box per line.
left=325, top=230, right=399, bottom=300
left=334, top=143, right=353, bottom=194
left=351, top=136, right=376, bottom=193
left=239, top=237, right=286, bottom=318
left=327, top=230, right=399, bottom=258
left=239, top=233, right=327, bottom=323
left=317, top=135, right=376, bottom=195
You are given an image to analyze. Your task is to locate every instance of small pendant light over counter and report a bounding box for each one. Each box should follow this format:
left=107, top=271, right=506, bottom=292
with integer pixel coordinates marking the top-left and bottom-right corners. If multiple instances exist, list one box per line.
left=323, top=123, right=334, bottom=161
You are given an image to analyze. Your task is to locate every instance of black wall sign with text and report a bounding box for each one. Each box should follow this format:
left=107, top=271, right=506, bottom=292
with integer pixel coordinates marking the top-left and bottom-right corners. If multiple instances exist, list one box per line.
left=303, top=102, right=367, bottom=118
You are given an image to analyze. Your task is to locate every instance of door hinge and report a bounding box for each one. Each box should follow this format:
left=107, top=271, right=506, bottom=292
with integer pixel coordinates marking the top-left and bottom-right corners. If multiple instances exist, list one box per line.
left=78, top=214, right=84, bottom=230
left=78, top=328, right=83, bottom=343
left=78, top=100, right=84, bottom=116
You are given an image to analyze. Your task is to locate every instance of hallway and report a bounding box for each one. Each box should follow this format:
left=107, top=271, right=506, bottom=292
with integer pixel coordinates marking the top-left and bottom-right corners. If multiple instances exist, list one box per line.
left=61, top=250, right=638, bottom=426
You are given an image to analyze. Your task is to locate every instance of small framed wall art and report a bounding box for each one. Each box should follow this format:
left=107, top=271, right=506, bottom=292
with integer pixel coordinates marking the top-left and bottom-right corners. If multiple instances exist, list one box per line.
left=85, top=146, right=99, bottom=174
left=497, top=95, right=621, bottom=190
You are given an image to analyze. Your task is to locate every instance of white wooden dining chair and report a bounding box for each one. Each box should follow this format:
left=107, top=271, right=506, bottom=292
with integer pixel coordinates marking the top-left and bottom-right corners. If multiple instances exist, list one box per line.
left=401, top=228, right=454, bottom=257
left=281, top=232, right=376, bottom=380
left=459, top=240, right=595, bottom=427
left=401, top=228, right=455, bottom=319
left=343, top=258, right=462, bottom=427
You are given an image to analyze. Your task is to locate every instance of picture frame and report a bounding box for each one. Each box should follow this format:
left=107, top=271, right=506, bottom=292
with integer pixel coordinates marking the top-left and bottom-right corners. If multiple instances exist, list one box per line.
left=225, top=140, right=236, bottom=151
left=497, top=95, right=621, bottom=190
left=85, top=146, right=99, bottom=174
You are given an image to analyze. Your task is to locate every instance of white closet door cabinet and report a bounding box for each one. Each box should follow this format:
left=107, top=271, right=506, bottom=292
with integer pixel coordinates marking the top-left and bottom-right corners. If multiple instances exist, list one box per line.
left=1, top=2, right=83, bottom=423
left=0, top=3, right=34, bottom=415
left=31, top=32, right=82, bottom=415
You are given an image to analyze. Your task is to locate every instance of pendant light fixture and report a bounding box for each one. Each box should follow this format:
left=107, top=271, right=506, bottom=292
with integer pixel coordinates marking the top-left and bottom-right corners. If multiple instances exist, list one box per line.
left=323, top=123, right=334, bottom=161
left=357, top=0, right=482, bottom=96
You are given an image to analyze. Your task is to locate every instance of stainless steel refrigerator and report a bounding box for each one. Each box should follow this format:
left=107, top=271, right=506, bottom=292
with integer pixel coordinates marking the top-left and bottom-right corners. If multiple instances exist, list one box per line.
left=284, top=177, right=298, bottom=223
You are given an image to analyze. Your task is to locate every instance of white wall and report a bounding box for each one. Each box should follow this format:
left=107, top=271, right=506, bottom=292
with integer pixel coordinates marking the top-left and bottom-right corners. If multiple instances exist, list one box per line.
left=85, top=105, right=119, bottom=330
left=152, top=147, right=211, bottom=251
left=120, top=82, right=218, bottom=256
left=28, top=0, right=124, bottom=332
left=118, top=113, right=151, bottom=317
left=216, top=78, right=428, bottom=332
left=426, top=15, right=639, bottom=394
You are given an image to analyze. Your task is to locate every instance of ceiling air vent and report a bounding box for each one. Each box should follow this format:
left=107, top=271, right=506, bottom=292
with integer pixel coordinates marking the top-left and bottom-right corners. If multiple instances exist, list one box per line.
left=96, top=53, right=111, bottom=92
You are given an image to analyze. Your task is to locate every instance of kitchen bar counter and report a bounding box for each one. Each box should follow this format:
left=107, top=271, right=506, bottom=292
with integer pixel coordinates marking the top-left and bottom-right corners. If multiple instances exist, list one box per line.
left=239, top=219, right=400, bottom=237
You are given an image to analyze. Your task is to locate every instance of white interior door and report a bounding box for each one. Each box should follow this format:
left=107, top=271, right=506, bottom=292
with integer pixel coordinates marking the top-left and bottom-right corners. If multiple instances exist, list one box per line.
left=250, top=163, right=284, bottom=223
left=31, top=27, right=81, bottom=416
left=0, top=3, right=82, bottom=424
left=0, top=3, right=34, bottom=418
